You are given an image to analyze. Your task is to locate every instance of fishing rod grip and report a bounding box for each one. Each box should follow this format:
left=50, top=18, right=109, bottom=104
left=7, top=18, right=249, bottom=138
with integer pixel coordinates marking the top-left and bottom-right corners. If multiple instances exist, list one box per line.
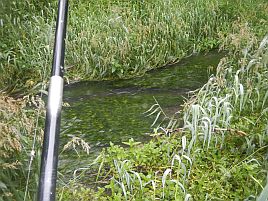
left=38, top=0, right=68, bottom=200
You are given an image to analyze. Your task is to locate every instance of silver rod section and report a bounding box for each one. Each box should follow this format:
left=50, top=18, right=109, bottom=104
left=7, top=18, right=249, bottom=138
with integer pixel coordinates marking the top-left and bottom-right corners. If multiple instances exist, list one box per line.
left=38, top=76, right=63, bottom=200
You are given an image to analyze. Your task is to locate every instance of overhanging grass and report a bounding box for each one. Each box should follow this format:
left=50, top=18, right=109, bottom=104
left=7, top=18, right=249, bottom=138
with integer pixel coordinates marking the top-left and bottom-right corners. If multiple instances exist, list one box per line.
left=1, top=0, right=267, bottom=94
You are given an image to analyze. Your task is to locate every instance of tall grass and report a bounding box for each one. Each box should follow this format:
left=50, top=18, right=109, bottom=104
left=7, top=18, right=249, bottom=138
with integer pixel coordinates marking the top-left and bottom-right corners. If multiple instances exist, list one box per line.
left=0, top=1, right=55, bottom=94
left=66, top=0, right=226, bottom=78
left=1, top=0, right=267, bottom=94
left=182, top=33, right=268, bottom=151
left=179, top=32, right=268, bottom=199
left=0, top=94, right=44, bottom=200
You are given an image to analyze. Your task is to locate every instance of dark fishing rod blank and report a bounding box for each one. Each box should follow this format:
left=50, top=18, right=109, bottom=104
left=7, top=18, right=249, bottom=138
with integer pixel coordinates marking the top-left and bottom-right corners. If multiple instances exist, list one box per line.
left=37, top=0, right=68, bottom=200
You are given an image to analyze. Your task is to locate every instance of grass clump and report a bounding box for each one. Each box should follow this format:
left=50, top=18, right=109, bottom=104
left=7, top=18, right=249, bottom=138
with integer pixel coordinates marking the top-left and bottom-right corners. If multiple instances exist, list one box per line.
left=0, top=94, right=44, bottom=201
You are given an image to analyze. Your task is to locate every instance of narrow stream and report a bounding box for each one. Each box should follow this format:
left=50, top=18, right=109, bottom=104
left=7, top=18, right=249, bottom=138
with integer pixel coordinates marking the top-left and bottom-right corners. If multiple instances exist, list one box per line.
left=59, top=51, right=224, bottom=171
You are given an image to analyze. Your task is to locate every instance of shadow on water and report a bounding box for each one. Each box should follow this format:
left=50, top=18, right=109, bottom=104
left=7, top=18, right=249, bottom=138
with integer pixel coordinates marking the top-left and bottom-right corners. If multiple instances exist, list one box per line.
left=59, top=51, right=225, bottom=172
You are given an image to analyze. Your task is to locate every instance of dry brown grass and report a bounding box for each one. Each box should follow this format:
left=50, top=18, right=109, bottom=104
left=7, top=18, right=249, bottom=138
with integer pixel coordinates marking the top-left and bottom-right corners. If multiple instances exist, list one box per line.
left=0, top=93, right=44, bottom=200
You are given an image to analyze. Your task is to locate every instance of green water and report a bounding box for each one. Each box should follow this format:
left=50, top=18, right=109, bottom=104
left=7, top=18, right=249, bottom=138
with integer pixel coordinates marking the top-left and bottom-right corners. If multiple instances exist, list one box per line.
left=60, top=52, right=224, bottom=170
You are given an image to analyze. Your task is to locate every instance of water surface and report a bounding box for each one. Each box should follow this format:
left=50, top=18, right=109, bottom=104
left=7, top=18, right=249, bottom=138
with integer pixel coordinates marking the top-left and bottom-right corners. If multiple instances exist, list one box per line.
left=60, top=52, right=224, bottom=170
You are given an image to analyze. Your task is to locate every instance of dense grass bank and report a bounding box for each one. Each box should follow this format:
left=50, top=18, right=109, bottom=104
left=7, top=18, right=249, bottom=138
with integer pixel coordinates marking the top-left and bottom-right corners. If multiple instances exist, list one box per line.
left=1, top=0, right=267, bottom=94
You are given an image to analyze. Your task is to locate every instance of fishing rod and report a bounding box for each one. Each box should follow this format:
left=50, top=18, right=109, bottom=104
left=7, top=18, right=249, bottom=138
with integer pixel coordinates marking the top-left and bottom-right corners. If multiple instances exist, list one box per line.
left=38, top=0, right=68, bottom=200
